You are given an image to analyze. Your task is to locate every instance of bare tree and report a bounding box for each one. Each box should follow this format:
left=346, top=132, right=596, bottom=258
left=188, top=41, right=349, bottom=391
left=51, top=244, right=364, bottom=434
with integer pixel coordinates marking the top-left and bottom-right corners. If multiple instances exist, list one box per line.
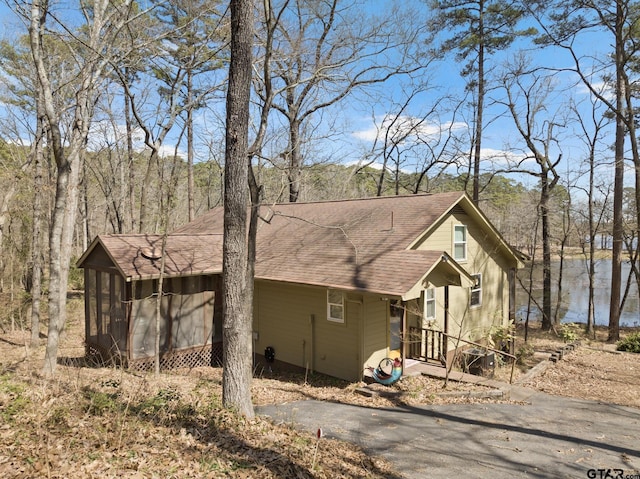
left=571, top=92, right=612, bottom=336
left=254, top=0, right=427, bottom=202
left=27, top=0, right=137, bottom=375
left=530, top=0, right=640, bottom=340
left=356, top=87, right=464, bottom=196
left=498, top=57, right=564, bottom=330
left=0, top=33, right=49, bottom=345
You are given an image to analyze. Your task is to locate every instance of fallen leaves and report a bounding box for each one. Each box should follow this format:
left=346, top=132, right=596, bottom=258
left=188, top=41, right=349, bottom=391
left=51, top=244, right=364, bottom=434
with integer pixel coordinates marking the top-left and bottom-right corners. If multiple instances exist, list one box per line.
left=2, top=313, right=638, bottom=478
left=519, top=347, right=640, bottom=409
left=0, top=363, right=402, bottom=479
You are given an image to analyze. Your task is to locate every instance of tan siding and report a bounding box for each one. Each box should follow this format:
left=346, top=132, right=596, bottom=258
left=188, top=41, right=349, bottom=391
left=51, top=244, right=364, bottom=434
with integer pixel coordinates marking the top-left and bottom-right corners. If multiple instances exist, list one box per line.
left=253, top=281, right=362, bottom=381
left=419, top=212, right=512, bottom=347
left=362, top=295, right=388, bottom=371
left=253, top=281, right=318, bottom=370
left=325, top=298, right=360, bottom=379
left=313, top=294, right=361, bottom=381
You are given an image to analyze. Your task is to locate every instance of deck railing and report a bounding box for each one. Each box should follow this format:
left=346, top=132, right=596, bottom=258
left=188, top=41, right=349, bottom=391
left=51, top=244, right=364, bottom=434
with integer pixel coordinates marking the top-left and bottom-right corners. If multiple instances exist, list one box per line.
left=408, top=327, right=446, bottom=363
left=407, top=327, right=518, bottom=383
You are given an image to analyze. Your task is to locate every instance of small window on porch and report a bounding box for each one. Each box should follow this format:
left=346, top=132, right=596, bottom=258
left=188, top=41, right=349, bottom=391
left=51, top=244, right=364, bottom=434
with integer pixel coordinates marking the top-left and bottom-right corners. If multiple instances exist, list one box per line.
left=327, top=289, right=344, bottom=323
left=424, top=288, right=436, bottom=320
left=453, top=224, right=467, bottom=261
left=470, top=273, right=482, bottom=307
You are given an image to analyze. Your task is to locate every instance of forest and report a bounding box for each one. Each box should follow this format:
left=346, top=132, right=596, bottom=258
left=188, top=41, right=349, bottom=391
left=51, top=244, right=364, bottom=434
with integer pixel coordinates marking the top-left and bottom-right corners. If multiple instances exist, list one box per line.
left=0, top=0, right=639, bottom=392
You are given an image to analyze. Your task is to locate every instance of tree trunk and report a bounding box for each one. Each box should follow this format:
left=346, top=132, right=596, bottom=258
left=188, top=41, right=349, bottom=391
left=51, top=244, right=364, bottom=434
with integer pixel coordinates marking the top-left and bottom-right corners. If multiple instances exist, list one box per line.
left=222, top=0, right=255, bottom=418
left=540, top=177, right=552, bottom=331
left=623, top=73, right=640, bottom=333
left=0, top=183, right=16, bottom=294
left=43, top=150, right=81, bottom=374
left=187, top=70, right=196, bottom=221
left=124, top=75, right=136, bottom=233
left=288, top=119, right=302, bottom=202
left=472, top=0, right=485, bottom=205
left=30, top=105, right=46, bottom=346
left=138, top=150, right=156, bottom=233
left=586, top=150, right=596, bottom=337
left=608, top=1, right=625, bottom=342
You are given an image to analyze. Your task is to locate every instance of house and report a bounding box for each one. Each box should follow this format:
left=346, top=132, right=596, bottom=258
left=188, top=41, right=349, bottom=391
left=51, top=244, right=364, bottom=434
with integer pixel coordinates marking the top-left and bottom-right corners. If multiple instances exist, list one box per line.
left=77, top=191, right=523, bottom=381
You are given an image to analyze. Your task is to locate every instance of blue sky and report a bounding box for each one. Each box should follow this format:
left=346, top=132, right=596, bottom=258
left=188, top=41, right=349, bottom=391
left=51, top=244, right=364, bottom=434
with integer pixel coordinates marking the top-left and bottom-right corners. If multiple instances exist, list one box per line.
left=0, top=0, right=625, bottom=198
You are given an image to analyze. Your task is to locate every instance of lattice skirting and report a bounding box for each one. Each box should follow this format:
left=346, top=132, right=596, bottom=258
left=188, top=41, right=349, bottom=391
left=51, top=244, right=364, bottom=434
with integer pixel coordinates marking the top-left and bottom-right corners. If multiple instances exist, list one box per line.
left=85, top=342, right=223, bottom=371
left=128, top=345, right=214, bottom=371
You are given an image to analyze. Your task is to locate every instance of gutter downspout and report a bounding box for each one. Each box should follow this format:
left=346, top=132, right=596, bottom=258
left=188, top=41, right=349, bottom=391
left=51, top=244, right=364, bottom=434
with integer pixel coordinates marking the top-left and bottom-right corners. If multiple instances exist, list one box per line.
left=309, top=314, right=315, bottom=373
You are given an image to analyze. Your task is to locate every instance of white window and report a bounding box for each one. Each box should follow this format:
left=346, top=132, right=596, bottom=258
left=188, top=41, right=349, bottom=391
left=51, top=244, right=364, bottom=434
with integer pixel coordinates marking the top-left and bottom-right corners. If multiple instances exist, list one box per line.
left=453, top=224, right=467, bottom=261
left=327, top=289, right=344, bottom=323
left=425, top=288, right=436, bottom=320
left=470, top=274, right=482, bottom=307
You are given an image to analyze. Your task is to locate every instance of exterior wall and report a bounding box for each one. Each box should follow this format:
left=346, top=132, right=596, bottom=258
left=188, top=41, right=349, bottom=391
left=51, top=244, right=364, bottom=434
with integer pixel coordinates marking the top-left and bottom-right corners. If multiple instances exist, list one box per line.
left=417, top=210, right=513, bottom=348
left=361, top=295, right=390, bottom=372
left=253, top=280, right=387, bottom=382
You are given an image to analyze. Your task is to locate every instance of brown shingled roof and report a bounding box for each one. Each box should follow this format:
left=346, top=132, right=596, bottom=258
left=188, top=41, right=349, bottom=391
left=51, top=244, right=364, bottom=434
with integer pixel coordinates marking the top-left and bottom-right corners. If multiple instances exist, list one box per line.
left=80, top=234, right=224, bottom=281
left=172, top=192, right=468, bottom=296
left=80, top=192, right=494, bottom=297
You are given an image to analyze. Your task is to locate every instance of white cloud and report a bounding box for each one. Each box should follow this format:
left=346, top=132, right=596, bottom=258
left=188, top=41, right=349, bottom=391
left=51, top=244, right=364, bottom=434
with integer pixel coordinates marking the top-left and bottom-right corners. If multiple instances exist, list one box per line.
left=352, top=114, right=467, bottom=143
left=86, top=120, right=186, bottom=158
left=481, top=148, right=526, bottom=165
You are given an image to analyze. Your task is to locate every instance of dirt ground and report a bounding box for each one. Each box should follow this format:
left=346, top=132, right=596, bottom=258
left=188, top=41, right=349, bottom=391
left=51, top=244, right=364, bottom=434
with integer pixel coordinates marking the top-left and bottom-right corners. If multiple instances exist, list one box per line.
left=508, top=323, right=640, bottom=409
left=0, top=297, right=638, bottom=409
left=1, top=296, right=639, bottom=478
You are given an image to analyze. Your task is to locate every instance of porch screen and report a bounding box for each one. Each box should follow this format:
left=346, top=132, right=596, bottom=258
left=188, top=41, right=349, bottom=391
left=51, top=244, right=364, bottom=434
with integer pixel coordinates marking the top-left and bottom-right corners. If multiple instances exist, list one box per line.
left=86, top=269, right=97, bottom=343
left=111, top=275, right=126, bottom=353
left=130, top=277, right=214, bottom=359
left=99, top=272, right=111, bottom=348
left=130, top=280, right=169, bottom=360
left=170, top=277, right=214, bottom=350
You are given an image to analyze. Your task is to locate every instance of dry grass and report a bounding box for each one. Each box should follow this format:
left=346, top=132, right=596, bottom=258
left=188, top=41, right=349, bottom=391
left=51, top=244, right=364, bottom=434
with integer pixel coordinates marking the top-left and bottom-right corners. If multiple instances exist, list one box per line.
left=1, top=295, right=639, bottom=478
left=514, top=323, right=640, bottom=409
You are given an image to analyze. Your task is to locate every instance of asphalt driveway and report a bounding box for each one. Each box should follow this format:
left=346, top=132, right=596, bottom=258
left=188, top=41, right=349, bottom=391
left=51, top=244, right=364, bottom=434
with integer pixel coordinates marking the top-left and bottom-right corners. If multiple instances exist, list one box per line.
left=258, top=389, right=640, bottom=478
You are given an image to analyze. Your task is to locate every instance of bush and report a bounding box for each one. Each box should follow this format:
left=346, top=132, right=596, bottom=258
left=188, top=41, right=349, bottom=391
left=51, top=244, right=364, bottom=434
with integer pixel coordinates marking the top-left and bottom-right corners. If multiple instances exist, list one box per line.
left=559, top=323, right=580, bottom=343
left=617, top=332, right=640, bottom=353
left=515, top=344, right=534, bottom=365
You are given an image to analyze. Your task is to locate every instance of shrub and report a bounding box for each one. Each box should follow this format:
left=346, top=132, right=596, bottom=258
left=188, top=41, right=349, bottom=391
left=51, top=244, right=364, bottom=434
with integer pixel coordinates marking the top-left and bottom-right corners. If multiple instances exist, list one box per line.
left=559, top=323, right=580, bottom=343
left=515, top=344, right=534, bottom=365
left=617, top=332, right=640, bottom=353
left=83, top=388, right=120, bottom=415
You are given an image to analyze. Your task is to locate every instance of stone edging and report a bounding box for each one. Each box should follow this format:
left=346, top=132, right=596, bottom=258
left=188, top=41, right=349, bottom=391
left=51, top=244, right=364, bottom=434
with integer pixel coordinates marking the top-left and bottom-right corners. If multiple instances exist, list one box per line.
left=513, top=341, right=580, bottom=385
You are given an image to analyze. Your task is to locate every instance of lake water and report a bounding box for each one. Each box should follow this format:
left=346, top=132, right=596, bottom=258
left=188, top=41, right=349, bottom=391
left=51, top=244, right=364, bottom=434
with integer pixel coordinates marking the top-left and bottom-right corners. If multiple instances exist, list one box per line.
left=516, top=258, right=640, bottom=328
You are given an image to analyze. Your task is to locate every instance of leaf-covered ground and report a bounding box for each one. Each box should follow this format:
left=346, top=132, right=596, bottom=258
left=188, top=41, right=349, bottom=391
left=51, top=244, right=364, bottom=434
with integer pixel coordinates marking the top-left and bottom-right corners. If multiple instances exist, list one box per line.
left=1, top=297, right=638, bottom=478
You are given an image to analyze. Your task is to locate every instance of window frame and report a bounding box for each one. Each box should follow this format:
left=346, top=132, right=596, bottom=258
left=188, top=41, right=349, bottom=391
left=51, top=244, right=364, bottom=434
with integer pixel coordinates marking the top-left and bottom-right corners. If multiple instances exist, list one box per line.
left=327, top=289, right=345, bottom=323
left=453, top=224, right=468, bottom=262
left=470, top=273, right=482, bottom=307
left=424, top=288, right=436, bottom=320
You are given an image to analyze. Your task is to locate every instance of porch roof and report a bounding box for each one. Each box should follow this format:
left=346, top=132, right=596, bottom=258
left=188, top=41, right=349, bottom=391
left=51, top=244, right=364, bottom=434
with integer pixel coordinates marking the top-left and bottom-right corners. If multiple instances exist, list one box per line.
left=78, top=234, right=224, bottom=281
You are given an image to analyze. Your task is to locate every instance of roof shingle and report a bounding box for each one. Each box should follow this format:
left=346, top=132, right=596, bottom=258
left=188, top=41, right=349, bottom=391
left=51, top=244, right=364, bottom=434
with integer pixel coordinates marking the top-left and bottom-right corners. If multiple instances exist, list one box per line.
left=82, top=192, right=477, bottom=297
